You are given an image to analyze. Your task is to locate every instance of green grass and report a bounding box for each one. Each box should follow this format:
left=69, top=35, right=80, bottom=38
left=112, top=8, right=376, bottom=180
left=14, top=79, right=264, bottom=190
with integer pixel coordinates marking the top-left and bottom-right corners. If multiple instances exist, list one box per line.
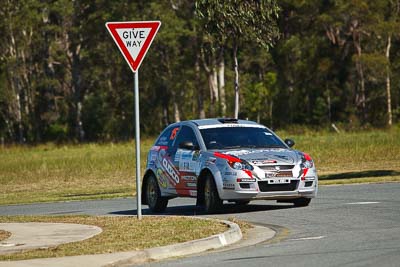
left=0, top=215, right=227, bottom=261
left=0, top=127, right=399, bottom=205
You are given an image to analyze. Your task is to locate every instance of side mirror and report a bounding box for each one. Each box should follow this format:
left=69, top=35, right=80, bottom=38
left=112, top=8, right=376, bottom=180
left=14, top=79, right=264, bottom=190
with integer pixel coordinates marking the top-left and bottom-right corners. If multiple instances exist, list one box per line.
left=284, top=138, right=295, bottom=148
left=179, top=141, right=198, bottom=150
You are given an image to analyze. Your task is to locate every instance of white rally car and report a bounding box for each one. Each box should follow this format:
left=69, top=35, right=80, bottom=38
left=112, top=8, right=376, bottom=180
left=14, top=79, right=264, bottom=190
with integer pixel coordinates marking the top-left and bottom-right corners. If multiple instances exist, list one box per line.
left=142, top=118, right=318, bottom=213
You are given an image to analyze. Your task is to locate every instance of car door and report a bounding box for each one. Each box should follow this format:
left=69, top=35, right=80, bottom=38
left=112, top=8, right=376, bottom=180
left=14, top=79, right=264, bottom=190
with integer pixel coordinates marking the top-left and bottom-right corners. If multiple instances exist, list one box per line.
left=170, top=125, right=200, bottom=197
left=151, top=125, right=181, bottom=196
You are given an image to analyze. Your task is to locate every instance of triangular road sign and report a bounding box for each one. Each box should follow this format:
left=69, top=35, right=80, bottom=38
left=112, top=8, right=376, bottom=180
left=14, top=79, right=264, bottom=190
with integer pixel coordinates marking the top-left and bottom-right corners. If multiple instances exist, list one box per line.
left=106, top=21, right=161, bottom=73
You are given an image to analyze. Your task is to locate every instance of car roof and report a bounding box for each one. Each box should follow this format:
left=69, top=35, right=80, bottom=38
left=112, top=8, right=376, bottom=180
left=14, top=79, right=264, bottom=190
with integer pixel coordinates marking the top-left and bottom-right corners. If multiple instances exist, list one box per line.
left=187, top=118, right=262, bottom=127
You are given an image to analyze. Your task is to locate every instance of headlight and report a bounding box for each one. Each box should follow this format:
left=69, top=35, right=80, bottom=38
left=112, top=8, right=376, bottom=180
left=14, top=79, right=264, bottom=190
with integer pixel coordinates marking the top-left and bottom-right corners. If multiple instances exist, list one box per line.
left=213, top=152, right=254, bottom=171
left=301, top=160, right=313, bottom=169
left=228, top=160, right=253, bottom=171
left=301, top=153, right=314, bottom=169
left=299, top=152, right=314, bottom=180
left=232, top=162, right=243, bottom=170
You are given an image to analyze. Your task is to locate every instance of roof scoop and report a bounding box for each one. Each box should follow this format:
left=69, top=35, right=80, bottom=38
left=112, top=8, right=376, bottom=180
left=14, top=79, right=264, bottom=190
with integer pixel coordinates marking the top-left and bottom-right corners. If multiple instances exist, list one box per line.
left=218, top=118, right=238, bottom=124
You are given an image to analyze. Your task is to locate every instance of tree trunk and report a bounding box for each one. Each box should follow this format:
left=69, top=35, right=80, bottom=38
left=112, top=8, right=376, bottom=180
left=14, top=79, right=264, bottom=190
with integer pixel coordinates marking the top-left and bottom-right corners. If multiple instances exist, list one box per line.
left=233, top=40, right=240, bottom=119
left=207, top=69, right=218, bottom=116
left=386, top=35, right=392, bottom=126
left=201, top=46, right=218, bottom=117
left=173, top=95, right=181, bottom=122
left=71, top=47, right=84, bottom=141
left=7, top=16, right=24, bottom=143
left=269, top=99, right=273, bottom=129
left=195, top=53, right=205, bottom=119
left=354, top=31, right=366, bottom=123
left=218, top=46, right=226, bottom=116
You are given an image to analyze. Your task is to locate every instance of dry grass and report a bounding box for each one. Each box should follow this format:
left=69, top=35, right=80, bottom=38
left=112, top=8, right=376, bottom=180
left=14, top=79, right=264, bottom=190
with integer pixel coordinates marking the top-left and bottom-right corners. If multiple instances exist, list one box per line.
left=0, top=215, right=227, bottom=261
left=277, top=126, right=400, bottom=180
left=0, top=141, right=154, bottom=205
left=227, top=217, right=253, bottom=234
left=1, top=127, right=399, bottom=205
left=0, top=230, right=11, bottom=242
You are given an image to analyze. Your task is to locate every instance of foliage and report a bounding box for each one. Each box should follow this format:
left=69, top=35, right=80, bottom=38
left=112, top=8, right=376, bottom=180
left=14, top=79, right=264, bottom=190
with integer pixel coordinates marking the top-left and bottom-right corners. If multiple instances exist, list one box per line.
left=0, top=1, right=399, bottom=143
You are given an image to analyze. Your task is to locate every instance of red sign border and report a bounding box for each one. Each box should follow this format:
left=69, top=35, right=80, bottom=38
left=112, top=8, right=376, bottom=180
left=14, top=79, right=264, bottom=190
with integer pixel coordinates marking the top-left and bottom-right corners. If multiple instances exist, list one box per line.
left=105, top=21, right=161, bottom=73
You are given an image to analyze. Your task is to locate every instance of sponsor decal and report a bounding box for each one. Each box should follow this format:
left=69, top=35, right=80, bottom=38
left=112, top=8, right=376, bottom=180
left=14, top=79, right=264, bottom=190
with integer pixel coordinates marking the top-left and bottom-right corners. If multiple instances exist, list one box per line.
left=189, top=190, right=197, bottom=196
left=198, top=124, right=266, bottom=129
left=156, top=168, right=168, bottom=188
left=162, top=157, right=180, bottom=184
left=251, top=159, right=277, bottom=165
left=151, top=145, right=168, bottom=151
left=186, top=182, right=196, bottom=188
left=148, top=151, right=157, bottom=166
left=182, top=175, right=196, bottom=181
left=175, top=149, right=201, bottom=172
left=224, top=150, right=254, bottom=156
left=170, top=127, right=180, bottom=140
left=243, top=169, right=253, bottom=178
left=213, top=152, right=241, bottom=162
left=265, top=172, right=278, bottom=178
left=179, top=160, right=200, bottom=172
left=224, top=172, right=238, bottom=176
left=302, top=168, right=309, bottom=181
left=237, top=178, right=256, bottom=182
left=181, top=151, right=193, bottom=160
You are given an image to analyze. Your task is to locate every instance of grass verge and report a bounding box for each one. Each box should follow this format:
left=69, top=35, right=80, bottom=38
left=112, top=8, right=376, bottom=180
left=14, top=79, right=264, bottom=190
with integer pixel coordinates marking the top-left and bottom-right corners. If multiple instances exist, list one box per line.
left=0, top=127, right=399, bottom=205
left=0, top=215, right=227, bottom=261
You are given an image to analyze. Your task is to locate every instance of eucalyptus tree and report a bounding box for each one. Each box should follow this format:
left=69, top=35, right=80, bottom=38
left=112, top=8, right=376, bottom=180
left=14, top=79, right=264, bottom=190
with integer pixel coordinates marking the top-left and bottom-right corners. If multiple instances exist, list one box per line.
left=196, top=0, right=280, bottom=118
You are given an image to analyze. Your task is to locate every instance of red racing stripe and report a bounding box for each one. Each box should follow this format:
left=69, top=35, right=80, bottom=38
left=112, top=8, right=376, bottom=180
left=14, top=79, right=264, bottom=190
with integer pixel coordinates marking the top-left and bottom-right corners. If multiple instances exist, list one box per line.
left=213, top=152, right=241, bottom=162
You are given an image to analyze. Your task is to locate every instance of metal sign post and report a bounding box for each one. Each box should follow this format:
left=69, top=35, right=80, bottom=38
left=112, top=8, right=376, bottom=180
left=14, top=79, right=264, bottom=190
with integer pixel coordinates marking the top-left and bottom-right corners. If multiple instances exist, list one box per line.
left=134, top=71, right=142, bottom=219
left=105, top=21, right=161, bottom=220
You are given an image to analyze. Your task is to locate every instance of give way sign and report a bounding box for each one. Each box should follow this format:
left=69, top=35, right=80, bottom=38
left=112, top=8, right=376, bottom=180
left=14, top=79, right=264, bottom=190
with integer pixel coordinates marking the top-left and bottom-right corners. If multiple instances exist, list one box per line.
left=105, top=21, right=161, bottom=72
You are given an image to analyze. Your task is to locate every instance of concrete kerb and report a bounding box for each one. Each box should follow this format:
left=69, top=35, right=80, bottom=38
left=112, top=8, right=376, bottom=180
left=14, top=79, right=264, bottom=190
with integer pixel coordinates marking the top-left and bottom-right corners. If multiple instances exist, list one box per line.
left=0, top=217, right=243, bottom=267
left=106, top=217, right=242, bottom=267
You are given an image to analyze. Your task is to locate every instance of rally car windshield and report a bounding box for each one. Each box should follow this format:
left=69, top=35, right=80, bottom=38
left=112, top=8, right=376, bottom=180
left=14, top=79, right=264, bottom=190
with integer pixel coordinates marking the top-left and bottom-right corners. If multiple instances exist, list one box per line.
left=200, top=127, right=287, bottom=150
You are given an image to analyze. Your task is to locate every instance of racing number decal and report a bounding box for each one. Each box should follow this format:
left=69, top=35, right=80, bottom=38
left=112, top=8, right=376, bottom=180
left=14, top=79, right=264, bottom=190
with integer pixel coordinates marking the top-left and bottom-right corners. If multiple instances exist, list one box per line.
left=170, top=127, right=179, bottom=140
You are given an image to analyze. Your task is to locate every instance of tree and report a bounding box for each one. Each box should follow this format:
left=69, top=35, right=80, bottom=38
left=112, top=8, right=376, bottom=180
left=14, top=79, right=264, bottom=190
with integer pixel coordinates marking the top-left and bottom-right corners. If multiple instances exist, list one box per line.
left=196, top=0, right=280, bottom=118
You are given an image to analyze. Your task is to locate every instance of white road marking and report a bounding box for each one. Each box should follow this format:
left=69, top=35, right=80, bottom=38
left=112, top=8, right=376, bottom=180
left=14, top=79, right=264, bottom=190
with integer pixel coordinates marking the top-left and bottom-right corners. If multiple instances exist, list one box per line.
left=345, top=202, right=380, bottom=205
left=289, top=236, right=325, bottom=241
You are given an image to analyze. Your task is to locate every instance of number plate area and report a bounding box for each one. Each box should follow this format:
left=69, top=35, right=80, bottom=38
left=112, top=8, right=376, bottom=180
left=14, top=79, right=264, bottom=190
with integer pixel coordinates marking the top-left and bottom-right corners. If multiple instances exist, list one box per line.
left=268, top=178, right=291, bottom=184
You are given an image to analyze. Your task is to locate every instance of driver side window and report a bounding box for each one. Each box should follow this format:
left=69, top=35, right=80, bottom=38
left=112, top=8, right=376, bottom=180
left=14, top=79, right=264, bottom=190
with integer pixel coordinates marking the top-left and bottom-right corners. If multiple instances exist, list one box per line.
left=173, top=126, right=198, bottom=149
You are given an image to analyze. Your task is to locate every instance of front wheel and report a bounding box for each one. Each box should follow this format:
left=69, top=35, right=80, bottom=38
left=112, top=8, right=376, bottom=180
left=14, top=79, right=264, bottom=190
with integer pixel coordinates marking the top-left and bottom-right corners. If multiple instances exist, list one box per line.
left=204, top=175, right=222, bottom=213
left=293, top=197, right=311, bottom=207
left=146, top=175, right=168, bottom=213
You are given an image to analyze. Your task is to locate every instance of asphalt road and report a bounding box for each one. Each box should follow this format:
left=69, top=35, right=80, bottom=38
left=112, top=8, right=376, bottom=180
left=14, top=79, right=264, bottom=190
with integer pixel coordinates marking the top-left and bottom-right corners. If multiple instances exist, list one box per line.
left=1, top=183, right=399, bottom=267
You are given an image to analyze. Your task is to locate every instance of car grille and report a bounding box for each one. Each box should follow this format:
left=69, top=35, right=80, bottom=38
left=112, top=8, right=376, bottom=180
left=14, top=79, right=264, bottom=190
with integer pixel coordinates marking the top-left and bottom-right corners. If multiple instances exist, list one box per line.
left=258, top=165, right=295, bottom=171
left=258, top=180, right=298, bottom=192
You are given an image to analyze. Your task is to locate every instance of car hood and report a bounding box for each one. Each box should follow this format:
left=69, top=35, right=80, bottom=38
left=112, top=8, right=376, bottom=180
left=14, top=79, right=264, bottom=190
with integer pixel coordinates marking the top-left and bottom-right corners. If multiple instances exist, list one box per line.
left=216, top=148, right=301, bottom=165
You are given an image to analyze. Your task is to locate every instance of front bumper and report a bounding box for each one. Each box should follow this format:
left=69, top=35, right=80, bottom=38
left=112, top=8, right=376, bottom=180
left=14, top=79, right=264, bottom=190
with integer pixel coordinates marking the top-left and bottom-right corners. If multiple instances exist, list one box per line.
left=220, top=178, right=318, bottom=201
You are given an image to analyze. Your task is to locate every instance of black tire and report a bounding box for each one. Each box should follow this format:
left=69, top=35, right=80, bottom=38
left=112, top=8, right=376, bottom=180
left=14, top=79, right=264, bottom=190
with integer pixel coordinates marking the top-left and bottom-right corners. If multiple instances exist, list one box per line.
left=146, top=174, right=168, bottom=213
left=234, top=200, right=250, bottom=206
left=204, top=175, right=222, bottom=213
left=293, top=197, right=311, bottom=207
